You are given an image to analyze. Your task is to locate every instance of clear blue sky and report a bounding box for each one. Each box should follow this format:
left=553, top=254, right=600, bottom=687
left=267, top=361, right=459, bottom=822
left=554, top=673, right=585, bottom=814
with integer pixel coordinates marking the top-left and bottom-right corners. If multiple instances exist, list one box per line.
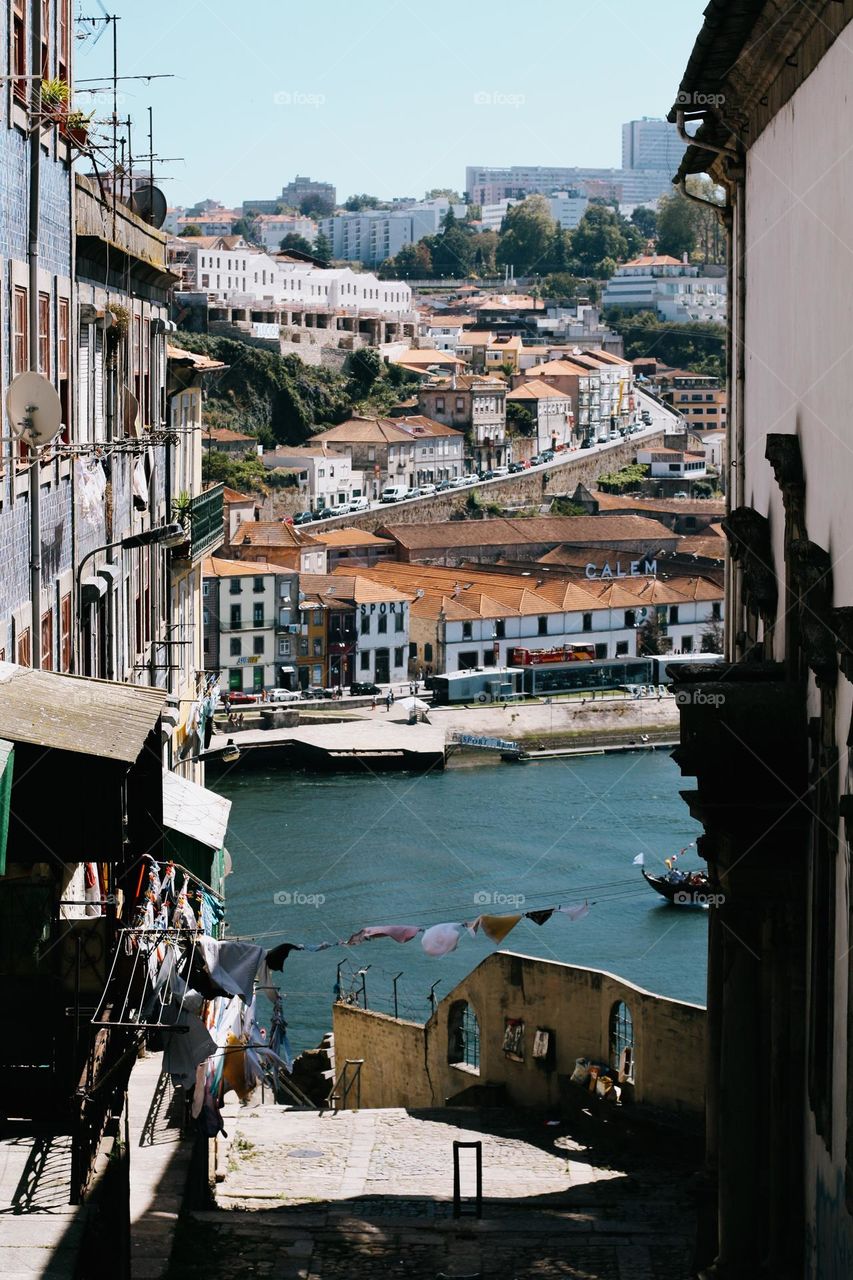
left=78, top=0, right=707, bottom=210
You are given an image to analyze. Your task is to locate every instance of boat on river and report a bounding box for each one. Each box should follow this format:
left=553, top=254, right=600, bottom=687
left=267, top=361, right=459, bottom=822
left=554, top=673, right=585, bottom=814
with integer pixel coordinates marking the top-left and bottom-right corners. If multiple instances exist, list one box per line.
left=642, top=867, right=711, bottom=906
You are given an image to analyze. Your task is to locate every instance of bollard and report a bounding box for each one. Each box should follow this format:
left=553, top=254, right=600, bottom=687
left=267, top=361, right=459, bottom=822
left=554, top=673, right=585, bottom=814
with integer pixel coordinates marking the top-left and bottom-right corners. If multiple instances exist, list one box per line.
left=452, top=1140, right=483, bottom=1219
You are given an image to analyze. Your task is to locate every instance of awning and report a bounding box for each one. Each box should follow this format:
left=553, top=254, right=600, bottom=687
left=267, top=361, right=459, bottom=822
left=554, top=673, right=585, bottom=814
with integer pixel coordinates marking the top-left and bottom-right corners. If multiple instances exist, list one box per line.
left=0, top=661, right=166, bottom=762
left=0, top=739, right=13, bottom=875
left=162, top=769, right=231, bottom=854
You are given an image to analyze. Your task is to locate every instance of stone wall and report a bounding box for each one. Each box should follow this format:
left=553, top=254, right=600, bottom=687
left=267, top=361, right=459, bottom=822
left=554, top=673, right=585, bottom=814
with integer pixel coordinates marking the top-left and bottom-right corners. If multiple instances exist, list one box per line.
left=286, top=431, right=664, bottom=533
left=333, top=949, right=705, bottom=1116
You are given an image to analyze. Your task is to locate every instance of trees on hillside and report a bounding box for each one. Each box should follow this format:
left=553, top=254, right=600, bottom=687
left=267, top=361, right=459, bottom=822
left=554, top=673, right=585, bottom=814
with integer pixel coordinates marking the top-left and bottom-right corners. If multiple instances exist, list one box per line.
left=570, top=206, right=644, bottom=276
left=630, top=205, right=658, bottom=239
left=344, top=193, right=382, bottom=211
left=656, top=191, right=697, bottom=260
left=495, top=195, right=556, bottom=275
left=313, top=230, right=332, bottom=261
left=280, top=233, right=314, bottom=254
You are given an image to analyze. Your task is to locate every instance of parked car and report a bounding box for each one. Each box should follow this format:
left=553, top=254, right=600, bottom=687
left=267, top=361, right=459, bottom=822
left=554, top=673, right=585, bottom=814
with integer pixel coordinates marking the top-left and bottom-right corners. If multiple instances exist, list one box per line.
left=490, top=465, right=510, bottom=477
left=268, top=687, right=301, bottom=703
left=580, top=437, right=593, bottom=449
left=609, top=430, right=620, bottom=441
left=435, top=479, right=454, bottom=492
left=641, top=410, right=652, bottom=424
left=381, top=485, right=409, bottom=503
left=317, top=508, right=337, bottom=519
left=326, top=501, right=350, bottom=517
left=222, top=691, right=260, bottom=706
left=301, top=685, right=334, bottom=700
left=418, top=483, right=437, bottom=496
left=293, top=511, right=314, bottom=524
left=540, top=449, right=555, bottom=462
left=350, top=681, right=381, bottom=696
left=508, top=461, right=525, bottom=473
left=404, top=486, right=422, bottom=500
left=478, top=469, right=496, bottom=481
left=348, top=496, right=370, bottom=512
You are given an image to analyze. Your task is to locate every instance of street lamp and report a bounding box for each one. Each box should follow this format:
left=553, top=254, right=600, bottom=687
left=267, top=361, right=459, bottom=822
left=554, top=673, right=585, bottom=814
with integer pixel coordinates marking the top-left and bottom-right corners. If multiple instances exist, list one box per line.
left=75, top=522, right=186, bottom=676
left=181, top=738, right=241, bottom=766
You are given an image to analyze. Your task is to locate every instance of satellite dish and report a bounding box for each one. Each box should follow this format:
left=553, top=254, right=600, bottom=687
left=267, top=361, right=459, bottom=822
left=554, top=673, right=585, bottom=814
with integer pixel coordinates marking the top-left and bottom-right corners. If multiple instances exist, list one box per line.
left=130, top=185, right=168, bottom=229
left=6, top=373, right=63, bottom=449
left=124, top=387, right=141, bottom=438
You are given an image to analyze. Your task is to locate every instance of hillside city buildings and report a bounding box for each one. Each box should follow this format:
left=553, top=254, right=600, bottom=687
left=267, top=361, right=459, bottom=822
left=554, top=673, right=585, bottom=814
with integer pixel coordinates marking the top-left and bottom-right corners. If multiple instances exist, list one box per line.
left=601, top=254, right=728, bottom=321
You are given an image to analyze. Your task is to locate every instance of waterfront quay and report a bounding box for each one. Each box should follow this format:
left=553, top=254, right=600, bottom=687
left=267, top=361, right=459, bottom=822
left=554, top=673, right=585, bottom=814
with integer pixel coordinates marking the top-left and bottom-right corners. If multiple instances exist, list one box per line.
left=210, top=689, right=680, bottom=772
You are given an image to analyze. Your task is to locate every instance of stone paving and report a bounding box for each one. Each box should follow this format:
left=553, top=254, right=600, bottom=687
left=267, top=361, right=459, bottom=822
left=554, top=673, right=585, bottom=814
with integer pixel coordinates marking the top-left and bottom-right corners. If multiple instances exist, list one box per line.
left=167, top=1102, right=699, bottom=1279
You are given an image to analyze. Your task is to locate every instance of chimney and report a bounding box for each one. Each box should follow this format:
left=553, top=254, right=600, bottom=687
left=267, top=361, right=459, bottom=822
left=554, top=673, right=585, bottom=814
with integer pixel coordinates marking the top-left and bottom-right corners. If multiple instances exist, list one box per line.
left=682, top=252, right=688, bottom=265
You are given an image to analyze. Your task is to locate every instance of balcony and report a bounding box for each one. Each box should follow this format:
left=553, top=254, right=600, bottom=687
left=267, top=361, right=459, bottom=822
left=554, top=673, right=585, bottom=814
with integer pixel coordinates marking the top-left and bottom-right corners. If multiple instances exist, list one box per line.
left=171, top=484, right=225, bottom=565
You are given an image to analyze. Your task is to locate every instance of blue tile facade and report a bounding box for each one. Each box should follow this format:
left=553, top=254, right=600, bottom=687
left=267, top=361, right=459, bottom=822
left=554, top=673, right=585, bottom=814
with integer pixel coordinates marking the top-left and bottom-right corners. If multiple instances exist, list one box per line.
left=0, top=1, right=73, bottom=663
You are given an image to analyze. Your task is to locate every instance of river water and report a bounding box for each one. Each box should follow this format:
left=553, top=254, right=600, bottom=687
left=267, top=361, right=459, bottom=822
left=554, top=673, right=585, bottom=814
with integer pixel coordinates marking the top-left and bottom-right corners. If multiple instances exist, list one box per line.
left=212, top=751, right=707, bottom=1053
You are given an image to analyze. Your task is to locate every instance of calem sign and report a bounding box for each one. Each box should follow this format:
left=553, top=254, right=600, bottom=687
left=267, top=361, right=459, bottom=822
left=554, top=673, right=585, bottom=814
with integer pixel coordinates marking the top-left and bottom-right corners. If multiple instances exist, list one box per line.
left=584, top=558, right=657, bottom=580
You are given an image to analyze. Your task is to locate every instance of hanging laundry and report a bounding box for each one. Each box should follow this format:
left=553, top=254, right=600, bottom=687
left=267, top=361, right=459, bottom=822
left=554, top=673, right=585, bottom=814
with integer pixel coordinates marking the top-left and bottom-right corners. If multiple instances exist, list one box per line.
left=478, top=913, right=523, bottom=945
left=84, top=862, right=103, bottom=917
left=265, top=941, right=304, bottom=971
left=197, top=1083, right=226, bottom=1138
left=75, top=458, right=106, bottom=527
left=558, top=901, right=591, bottom=922
left=160, top=1005, right=217, bottom=1090
left=196, top=937, right=266, bottom=1003
left=132, top=457, right=149, bottom=511
left=346, top=925, right=420, bottom=946
left=525, top=908, right=555, bottom=927
left=421, top=922, right=464, bottom=957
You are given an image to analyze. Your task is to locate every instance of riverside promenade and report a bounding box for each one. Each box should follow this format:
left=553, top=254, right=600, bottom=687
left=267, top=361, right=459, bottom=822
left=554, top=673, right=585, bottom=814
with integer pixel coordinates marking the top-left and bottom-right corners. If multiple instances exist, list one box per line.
left=211, top=691, right=680, bottom=771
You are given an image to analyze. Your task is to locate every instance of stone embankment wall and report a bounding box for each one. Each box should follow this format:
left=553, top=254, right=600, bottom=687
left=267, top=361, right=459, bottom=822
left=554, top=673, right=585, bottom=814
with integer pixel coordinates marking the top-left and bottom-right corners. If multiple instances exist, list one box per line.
left=333, top=948, right=705, bottom=1115
left=263, top=430, right=664, bottom=527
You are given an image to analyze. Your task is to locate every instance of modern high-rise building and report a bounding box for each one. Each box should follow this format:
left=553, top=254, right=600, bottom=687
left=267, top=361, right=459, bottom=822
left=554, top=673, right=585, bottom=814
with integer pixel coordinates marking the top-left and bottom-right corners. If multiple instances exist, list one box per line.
left=621, top=117, right=688, bottom=174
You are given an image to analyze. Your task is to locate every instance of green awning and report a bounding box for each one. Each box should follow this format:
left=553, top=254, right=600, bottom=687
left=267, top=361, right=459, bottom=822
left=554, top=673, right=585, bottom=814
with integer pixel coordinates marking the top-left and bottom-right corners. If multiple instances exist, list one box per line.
left=0, top=739, right=14, bottom=875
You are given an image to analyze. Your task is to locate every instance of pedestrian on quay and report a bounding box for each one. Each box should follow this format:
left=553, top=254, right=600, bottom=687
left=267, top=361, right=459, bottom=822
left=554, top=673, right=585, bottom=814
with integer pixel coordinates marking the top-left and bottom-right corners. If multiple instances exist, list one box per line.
left=390, top=689, right=395, bottom=705
left=385, top=691, right=392, bottom=712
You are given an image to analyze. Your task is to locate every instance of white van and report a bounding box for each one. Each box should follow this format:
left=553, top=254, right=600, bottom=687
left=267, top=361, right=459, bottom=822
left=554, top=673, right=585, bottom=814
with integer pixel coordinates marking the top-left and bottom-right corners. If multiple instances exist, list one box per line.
left=349, top=496, right=369, bottom=512
left=381, top=485, right=408, bottom=503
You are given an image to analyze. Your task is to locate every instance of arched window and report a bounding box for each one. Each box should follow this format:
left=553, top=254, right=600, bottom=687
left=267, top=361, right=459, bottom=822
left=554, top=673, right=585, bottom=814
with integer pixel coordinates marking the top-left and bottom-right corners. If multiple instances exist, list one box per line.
left=447, top=1000, right=480, bottom=1073
left=610, top=1000, right=634, bottom=1081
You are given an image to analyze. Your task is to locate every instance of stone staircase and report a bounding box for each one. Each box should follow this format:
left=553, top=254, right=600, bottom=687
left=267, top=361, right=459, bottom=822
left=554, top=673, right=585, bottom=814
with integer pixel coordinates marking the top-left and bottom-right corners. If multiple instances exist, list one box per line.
left=168, top=1100, right=698, bottom=1279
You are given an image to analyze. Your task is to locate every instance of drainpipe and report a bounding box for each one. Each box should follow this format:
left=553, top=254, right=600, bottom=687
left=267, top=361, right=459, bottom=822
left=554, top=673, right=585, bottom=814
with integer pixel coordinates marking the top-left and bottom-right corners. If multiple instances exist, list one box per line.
left=28, top=1, right=43, bottom=667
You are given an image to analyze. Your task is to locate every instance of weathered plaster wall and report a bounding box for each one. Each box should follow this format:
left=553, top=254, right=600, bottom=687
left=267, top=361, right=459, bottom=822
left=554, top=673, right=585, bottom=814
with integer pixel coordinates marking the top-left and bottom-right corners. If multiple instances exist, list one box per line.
left=334, top=950, right=705, bottom=1116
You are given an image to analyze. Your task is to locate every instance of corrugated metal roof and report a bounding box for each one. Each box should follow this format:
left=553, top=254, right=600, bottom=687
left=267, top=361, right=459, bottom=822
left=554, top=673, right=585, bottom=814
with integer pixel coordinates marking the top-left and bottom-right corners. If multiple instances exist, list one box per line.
left=162, top=770, right=231, bottom=852
left=0, top=662, right=166, bottom=763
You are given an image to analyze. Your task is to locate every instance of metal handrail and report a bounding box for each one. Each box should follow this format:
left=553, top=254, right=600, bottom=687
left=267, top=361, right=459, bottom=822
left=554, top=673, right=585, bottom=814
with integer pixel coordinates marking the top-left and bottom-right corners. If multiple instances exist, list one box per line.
left=324, top=1058, right=364, bottom=1114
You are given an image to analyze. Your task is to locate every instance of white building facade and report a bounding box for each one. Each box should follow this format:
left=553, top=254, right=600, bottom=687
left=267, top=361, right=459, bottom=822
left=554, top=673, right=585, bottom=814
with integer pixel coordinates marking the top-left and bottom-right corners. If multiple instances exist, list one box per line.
left=356, top=596, right=411, bottom=684
left=601, top=255, right=727, bottom=322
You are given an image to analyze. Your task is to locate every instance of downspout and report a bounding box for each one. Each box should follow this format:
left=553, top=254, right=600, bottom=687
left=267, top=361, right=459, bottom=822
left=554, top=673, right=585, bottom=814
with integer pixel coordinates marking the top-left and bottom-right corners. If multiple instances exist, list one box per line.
left=28, top=0, right=43, bottom=667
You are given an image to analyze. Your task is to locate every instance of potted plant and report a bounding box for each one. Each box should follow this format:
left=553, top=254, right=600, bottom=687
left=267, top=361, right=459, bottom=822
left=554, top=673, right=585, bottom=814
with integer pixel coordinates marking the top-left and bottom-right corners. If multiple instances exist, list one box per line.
left=40, top=77, right=70, bottom=121
left=64, top=110, right=94, bottom=148
left=171, top=491, right=193, bottom=529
